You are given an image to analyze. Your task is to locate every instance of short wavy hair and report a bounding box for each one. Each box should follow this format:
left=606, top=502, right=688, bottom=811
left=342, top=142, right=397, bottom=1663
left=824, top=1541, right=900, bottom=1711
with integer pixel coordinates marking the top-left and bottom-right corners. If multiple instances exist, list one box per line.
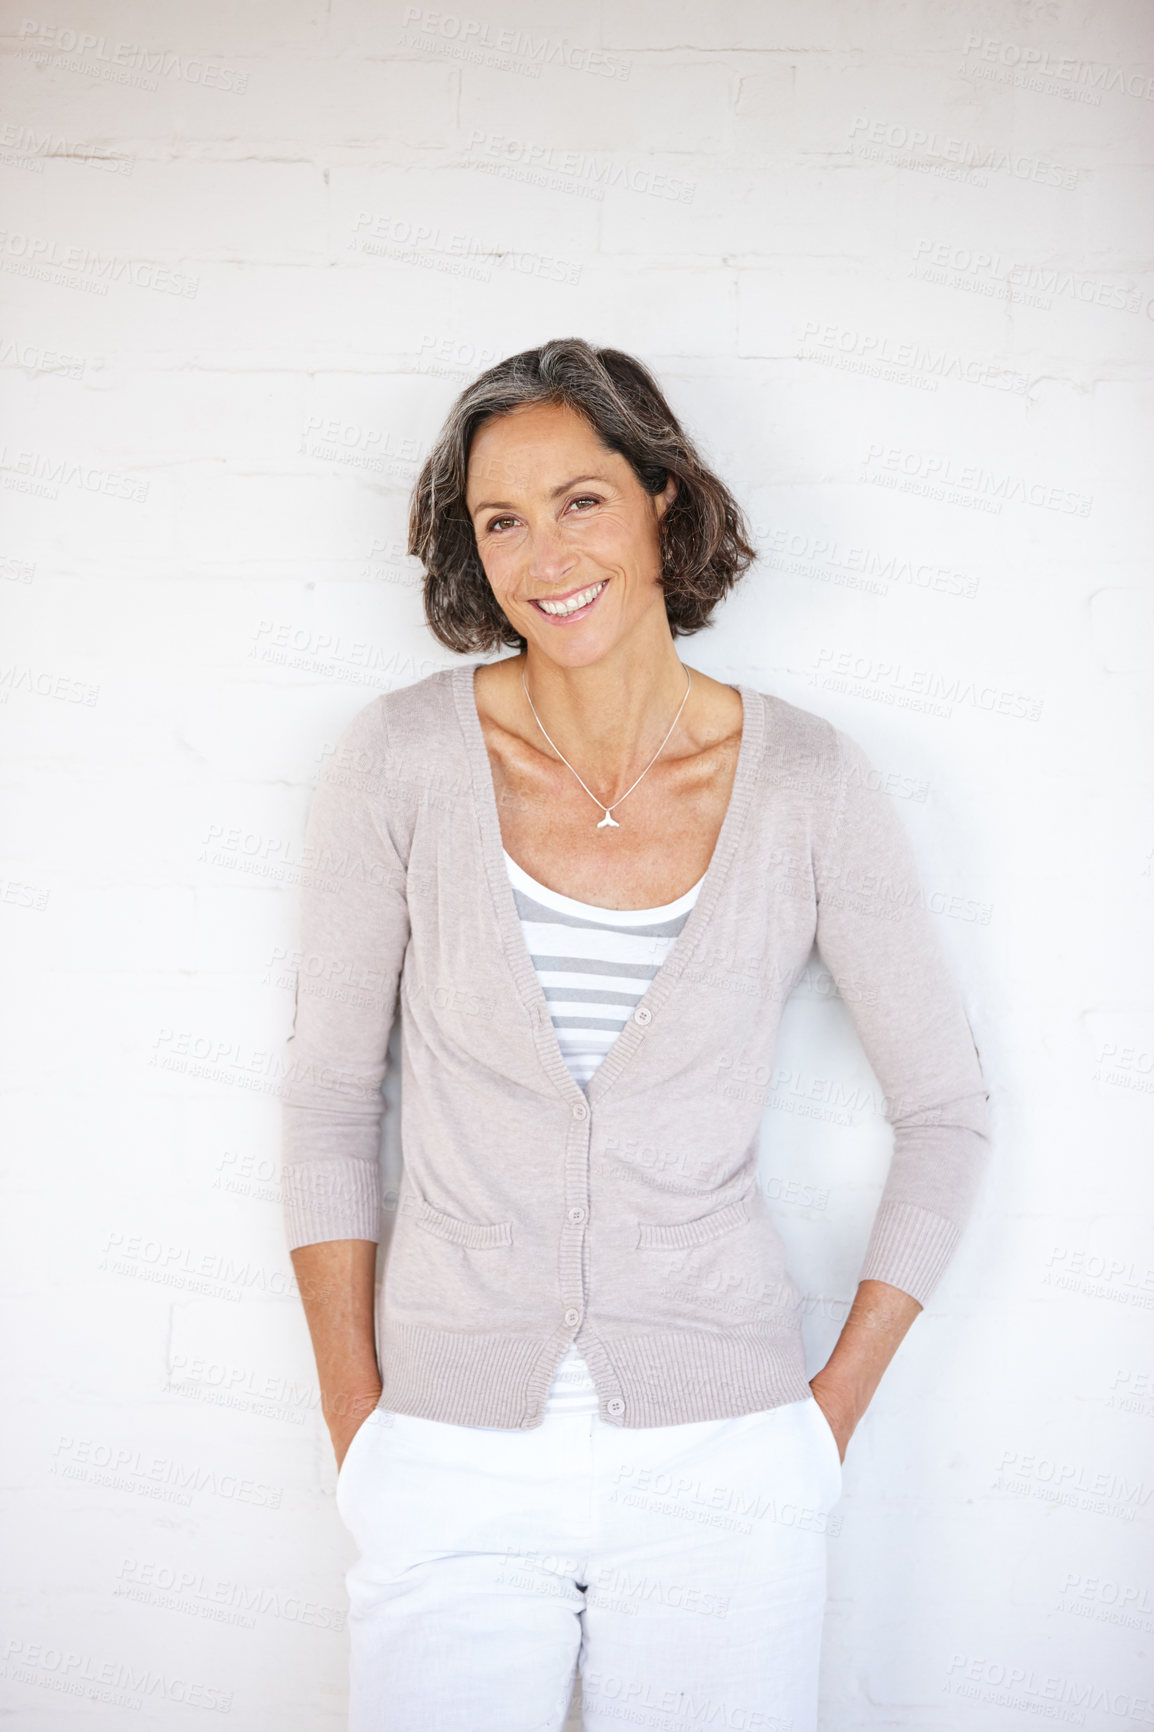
left=408, top=337, right=757, bottom=655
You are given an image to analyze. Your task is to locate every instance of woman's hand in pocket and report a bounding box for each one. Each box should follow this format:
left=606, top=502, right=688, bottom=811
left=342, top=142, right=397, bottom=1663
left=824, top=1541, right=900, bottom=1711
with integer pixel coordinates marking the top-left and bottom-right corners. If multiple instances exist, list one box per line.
left=330, top=1387, right=383, bottom=1472
left=806, top=1279, right=923, bottom=1467
left=807, top=1376, right=855, bottom=1466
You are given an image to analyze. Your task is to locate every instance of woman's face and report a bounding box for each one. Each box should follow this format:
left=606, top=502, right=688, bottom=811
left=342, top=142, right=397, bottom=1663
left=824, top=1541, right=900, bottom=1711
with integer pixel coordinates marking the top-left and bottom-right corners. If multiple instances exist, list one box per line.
left=464, top=399, right=676, bottom=665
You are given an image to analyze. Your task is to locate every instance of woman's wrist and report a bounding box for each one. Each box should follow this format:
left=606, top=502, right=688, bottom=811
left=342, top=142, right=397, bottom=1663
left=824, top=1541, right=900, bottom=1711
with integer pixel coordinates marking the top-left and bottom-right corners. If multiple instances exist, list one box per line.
left=808, top=1370, right=862, bottom=1451
left=810, top=1357, right=871, bottom=1425
left=323, top=1386, right=383, bottom=1433
left=810, top=1278, right=925, bottom=1449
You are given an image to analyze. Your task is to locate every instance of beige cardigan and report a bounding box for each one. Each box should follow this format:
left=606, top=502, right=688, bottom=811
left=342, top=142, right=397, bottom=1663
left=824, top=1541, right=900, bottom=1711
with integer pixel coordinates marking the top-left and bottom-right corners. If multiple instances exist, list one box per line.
left=280, top=664, right=991, bottom=1430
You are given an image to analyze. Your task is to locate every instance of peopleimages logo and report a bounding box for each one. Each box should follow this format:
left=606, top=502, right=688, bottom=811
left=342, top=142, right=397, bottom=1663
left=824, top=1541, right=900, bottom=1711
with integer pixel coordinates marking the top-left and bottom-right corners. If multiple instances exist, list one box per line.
left=911, top=237, right=1142, bottom=315
left=0, top=333, right=86, bottom=378
left=961, top=33, right=1154, bottom=102
left=18, top=18, right=248, bottom=93
left=400, top=8, right=630, bottom=80
left=849, top=115, right=1079, bottom=188
left=0, top=230, right=199, bottom=298
left=2, top=1635, right=234, bottom=1713
left=861, top=443, right=1093, bottom=517
left=466, top=131, right=696, bottom=204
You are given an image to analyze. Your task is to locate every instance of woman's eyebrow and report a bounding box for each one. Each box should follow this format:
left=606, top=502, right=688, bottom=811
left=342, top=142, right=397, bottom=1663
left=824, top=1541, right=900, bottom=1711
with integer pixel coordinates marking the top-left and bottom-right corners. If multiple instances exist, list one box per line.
left=470, top=475, right=612, bottom=518
left=547, top=472, right=611, bottom=499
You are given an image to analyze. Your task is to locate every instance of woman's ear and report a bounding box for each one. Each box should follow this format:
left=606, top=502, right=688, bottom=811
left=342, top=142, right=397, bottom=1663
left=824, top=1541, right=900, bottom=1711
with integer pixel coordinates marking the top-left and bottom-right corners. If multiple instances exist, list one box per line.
left=654, top=474, right=678, bottom=520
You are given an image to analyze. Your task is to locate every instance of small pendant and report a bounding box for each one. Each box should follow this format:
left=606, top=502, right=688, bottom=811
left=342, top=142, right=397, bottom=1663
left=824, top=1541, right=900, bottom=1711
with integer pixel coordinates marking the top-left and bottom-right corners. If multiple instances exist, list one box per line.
left=597, top=809, right=620, bottom=829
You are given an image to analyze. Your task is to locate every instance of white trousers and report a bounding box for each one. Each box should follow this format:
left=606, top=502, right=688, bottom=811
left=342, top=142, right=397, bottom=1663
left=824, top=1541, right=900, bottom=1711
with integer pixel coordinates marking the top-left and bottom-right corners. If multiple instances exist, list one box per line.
left=336, top=1388, right=843, bottom=1732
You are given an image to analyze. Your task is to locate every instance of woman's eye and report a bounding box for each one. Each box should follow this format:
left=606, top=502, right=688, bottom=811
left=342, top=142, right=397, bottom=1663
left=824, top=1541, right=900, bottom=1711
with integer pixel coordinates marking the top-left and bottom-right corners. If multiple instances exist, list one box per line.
left=568, top=495, right=599, bottom=512
left=487, top=516, right=518, bottom=534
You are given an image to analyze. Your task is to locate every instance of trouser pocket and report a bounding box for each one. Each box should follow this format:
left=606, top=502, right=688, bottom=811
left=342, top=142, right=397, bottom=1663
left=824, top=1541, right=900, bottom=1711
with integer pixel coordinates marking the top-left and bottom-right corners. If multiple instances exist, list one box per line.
left=807, top=1397, right=843, bottom=1501
left=336, top=1407, right=384, bottom=1519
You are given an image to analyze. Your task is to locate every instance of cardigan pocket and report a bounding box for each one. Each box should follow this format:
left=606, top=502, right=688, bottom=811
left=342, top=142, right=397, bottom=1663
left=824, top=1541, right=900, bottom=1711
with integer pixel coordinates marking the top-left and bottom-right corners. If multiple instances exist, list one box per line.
left=413, top=1197, right=514, bottom=1250
left=635, top=1194, right=751, bottom=1251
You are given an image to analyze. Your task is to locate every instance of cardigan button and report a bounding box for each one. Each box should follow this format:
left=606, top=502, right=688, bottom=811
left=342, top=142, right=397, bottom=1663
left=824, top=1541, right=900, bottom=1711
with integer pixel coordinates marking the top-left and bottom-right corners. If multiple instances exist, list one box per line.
left=572, top=1102, right=588, bottom=1120
left=567, top=1206, right=587, bottom=1224
left=607, top=1398, right=625, bottom=1417
left=564, top=1307, right=581, bottom=1326
left=633, top=1006, right=652, bottom=1025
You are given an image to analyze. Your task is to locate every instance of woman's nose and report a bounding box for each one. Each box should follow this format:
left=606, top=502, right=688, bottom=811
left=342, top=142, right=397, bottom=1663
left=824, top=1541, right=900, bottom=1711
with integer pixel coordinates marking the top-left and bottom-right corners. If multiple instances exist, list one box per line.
left=525, top=519, right=577, bottom=587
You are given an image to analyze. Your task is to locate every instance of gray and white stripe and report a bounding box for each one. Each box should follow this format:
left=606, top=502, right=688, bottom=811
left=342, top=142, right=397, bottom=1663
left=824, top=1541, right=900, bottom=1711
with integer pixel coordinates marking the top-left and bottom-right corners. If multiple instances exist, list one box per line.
left=502, top=848, right=704, bottom=1089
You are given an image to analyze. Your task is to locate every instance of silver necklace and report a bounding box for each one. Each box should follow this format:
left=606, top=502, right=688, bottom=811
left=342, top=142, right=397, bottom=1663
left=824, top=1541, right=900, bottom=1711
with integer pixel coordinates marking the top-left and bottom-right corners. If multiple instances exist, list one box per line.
left=520, top=663, right=693, bottom=829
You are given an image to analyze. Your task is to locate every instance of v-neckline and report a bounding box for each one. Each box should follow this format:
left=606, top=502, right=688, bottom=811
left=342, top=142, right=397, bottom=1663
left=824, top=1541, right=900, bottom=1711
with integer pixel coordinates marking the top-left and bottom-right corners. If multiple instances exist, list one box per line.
left=451, top=661, right=764, bottom=1106
left=502, top=845, right=707, bottom=921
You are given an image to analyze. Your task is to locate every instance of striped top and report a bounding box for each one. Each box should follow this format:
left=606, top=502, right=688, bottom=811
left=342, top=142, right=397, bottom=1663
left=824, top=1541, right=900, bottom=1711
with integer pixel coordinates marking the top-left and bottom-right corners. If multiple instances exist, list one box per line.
left=502, top=847, right=705, bottom=1417
left=502, top=848, right=706, bottom=1089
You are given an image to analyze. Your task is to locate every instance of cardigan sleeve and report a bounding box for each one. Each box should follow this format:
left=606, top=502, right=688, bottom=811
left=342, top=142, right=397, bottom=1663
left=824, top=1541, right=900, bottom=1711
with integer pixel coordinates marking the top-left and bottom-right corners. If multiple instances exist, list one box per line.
left=279, top=697, right=411, bottom=1251
left=812, top=726, right=991, bottom=1307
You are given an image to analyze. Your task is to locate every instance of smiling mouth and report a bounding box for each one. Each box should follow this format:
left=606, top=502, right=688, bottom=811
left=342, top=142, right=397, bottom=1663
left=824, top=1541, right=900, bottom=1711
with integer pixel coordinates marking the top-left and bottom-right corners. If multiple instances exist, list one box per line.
left=530, top=579, right=608, bottom=620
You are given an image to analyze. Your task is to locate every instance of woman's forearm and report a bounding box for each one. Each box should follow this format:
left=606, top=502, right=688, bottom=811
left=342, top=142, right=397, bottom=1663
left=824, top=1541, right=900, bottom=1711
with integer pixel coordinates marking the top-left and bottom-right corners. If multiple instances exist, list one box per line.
left=290, top=1238, right=382, bottom=1460
left=809, top=1277, right=924, bottom=1460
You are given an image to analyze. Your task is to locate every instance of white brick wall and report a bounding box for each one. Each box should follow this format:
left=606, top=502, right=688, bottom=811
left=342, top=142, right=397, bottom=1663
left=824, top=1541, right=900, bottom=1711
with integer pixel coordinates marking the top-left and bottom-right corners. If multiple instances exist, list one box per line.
left=2, top=2, right=1152, bottom=1726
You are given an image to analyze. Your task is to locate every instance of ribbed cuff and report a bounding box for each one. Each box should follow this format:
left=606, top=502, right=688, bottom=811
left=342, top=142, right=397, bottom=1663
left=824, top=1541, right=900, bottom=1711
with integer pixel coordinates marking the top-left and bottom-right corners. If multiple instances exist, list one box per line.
left=282, top=1160, right=381, bottom=1251
left=857, top=1200, right=962, bottom=1307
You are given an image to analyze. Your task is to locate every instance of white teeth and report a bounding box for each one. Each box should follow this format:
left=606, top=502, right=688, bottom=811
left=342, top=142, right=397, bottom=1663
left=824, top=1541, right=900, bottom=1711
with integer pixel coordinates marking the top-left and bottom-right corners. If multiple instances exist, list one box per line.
left=536, top=581, right=606, bottom=617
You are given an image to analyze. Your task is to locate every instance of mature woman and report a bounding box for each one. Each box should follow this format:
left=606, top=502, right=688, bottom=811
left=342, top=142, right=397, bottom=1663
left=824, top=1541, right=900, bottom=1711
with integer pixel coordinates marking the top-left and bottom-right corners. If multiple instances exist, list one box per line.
left=282, top=338, right=991, bottom=1732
